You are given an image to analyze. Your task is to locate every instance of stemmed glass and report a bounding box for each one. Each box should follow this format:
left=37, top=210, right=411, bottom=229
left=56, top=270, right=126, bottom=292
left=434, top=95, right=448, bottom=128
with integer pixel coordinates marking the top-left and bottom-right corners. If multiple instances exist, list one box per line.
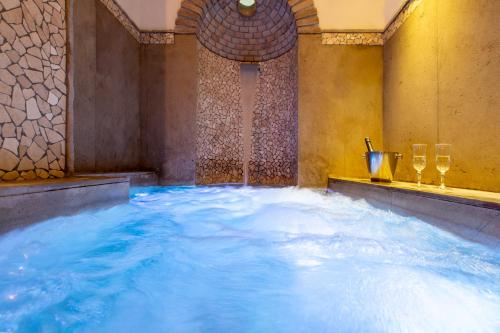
left=412, top=144, right=427, bottom=187
left=435, top=144, right=451, bottom=190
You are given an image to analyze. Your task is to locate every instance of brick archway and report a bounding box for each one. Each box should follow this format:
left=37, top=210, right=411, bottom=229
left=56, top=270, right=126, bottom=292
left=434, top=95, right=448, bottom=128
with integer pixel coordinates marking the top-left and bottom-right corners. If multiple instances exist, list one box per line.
left=175, top=0, right=320, bottom=62
left=175, top=0, right=320, bottom=34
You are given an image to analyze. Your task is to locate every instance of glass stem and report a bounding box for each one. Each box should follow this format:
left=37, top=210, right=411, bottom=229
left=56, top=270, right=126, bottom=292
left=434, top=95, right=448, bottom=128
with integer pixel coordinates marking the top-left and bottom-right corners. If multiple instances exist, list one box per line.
left=440, top=172, right=445, bottom=190
left=417, top=171, right=422, bottom=187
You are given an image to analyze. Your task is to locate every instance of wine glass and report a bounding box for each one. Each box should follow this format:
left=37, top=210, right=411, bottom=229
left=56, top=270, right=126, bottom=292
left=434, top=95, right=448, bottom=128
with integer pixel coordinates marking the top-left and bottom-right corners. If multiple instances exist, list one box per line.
left=435, top=144, right=451, bottom=190
left=412, top=144, right=427, bottom=187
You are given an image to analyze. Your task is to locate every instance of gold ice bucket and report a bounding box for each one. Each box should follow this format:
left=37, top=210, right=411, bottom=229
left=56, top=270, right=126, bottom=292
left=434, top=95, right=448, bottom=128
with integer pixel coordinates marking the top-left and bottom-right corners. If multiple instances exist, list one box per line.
left=364, top=151, right=403, bottom=182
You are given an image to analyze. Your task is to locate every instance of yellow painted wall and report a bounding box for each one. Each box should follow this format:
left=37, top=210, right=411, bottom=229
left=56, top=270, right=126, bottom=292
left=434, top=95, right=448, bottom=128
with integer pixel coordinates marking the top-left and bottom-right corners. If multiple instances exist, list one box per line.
left=298, top=35, right=384, bottom=187
left=384, top=0, right=500, bottom=192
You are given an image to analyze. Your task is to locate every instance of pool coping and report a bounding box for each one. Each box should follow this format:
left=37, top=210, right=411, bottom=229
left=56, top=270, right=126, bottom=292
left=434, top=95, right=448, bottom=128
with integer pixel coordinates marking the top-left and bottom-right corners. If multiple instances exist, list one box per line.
left=328, top=177, right=500, bottom=247
left=0, top=176, right=129, bottom=197
left=328, top=177, right=500, bottom=210
left=0, top=176, right=130, bottom=234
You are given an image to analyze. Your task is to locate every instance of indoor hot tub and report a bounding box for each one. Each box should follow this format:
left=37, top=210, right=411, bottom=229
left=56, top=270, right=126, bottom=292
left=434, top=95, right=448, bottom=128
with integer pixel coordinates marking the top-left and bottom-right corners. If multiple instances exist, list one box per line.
left=0, top=186, right=499, bottom=332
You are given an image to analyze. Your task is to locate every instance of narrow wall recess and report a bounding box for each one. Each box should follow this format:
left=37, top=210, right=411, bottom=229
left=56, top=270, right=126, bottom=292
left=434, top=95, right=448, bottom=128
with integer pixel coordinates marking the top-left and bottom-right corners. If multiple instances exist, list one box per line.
left=240, top=64, right=259, bottom=185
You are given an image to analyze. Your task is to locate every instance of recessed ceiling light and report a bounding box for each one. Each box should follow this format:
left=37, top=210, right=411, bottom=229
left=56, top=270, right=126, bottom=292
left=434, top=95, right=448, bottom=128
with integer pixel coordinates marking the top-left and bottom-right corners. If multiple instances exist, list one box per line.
left=238, top=0, right=256, bottom=17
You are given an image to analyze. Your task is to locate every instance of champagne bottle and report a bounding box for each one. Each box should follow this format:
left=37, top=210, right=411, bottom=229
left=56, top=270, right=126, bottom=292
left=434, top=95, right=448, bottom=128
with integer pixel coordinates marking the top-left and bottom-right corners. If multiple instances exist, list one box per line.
left=365, top=137, right=374, bottom=152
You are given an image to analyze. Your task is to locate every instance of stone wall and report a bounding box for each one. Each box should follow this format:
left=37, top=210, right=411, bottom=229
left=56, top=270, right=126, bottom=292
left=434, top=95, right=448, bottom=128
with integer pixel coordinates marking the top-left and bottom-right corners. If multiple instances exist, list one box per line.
left=384, top=0, right=500, bottom=192
left=250, top=46, right=298, bottom=186
left=0, top=0, right=66, bottom=181
left=196, top=44, right=243, bottom=184
left=196, top=44, right=299, bottom=185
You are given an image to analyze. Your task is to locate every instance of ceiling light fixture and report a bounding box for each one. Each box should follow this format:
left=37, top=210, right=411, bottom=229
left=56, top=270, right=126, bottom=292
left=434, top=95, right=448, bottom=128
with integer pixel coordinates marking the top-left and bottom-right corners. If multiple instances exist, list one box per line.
left=238, top=0, right=256, bottom=17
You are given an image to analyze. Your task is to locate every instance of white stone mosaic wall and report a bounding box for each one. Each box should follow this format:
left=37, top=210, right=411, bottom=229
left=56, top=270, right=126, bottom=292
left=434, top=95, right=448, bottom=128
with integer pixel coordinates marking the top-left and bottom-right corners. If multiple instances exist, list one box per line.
left=196, top=44, right=243, bottom=184
left=0, top=0, right=66, bottom=181
left=322, top=32, right=384, bottom=46
left=250, top=46, right=298, bottom=186
left=140, top=32, right=174, bottom=45
left=195, top=44, right=299, bottom=186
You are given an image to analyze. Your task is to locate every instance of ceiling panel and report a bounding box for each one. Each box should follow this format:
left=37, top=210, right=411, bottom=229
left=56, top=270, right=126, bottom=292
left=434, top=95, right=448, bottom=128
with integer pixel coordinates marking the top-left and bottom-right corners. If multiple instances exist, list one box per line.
left=114, top=0, right=408, bottom=32
left=316, top=0, right=407, bottom=31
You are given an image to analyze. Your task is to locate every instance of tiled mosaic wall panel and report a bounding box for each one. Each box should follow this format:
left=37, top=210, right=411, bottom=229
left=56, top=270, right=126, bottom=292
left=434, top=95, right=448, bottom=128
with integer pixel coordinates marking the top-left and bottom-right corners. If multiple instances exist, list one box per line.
left=196, top=44, right=298, bottom=185
left=249, top=46, right=298, bottom=186
left=0, top=0, right=66, bottom=181
left=196, top=44, right=243, bottom=184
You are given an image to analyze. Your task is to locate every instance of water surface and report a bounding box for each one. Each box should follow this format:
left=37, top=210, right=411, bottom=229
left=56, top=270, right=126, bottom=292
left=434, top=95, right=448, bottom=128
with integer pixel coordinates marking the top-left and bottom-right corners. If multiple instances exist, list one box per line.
left=0, top=186, right=499, bottom=333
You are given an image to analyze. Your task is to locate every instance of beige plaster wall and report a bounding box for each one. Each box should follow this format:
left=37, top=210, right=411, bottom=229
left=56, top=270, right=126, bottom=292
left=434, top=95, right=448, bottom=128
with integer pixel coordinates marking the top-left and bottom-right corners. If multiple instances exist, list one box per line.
left=71, top=0, right=141, bottom=173
left=140, top=35, right=199, bottom=185
left=94, top=0, right=141, bottom=171
left=384, top=0, right=500, bottom=192
left=298, top=35, right=384, bottom=187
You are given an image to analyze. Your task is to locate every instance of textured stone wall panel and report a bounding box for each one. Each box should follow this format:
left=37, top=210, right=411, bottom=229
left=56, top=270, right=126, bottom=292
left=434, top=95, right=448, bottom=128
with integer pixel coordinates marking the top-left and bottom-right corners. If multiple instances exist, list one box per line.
left=249, top=46, right=298, bottom=186
left=0, top=0, right=66, bottom=180
left=196, top=44, right=243, bottom=184
left=322, top=32, right=384, bottom=46
left=196, top=44, right=298, bottom=186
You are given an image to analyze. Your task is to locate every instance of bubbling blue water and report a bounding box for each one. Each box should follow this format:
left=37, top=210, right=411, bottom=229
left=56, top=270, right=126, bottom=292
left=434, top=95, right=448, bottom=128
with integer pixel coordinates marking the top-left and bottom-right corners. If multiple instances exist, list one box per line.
left=0, top=186, right=499, bottom=333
